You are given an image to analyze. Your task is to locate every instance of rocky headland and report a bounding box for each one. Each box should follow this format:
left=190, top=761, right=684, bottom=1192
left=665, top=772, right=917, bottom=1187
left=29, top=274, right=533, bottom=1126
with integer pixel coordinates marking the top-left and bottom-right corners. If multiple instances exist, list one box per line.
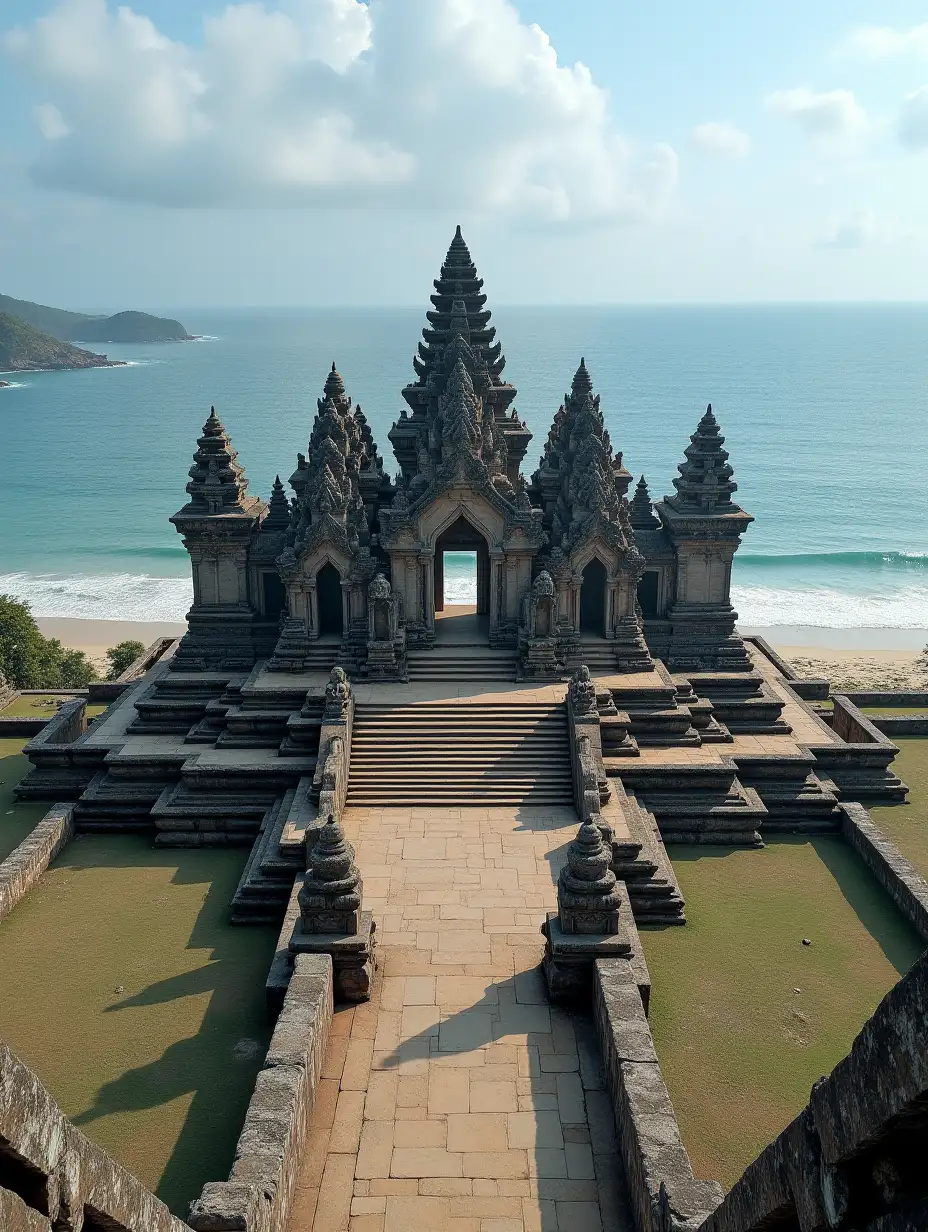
left=0, top=312, right=123, bottom=373
left=0, top=293, right=192, bottom=344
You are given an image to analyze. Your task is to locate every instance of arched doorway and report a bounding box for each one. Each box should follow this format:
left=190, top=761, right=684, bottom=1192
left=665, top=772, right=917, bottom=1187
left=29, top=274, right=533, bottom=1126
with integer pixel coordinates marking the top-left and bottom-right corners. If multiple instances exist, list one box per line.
left=434, top=516, right=490, bottom=615
left=317, top=563, right=343, bottom=636
left=579, top=558, right=607, bottom=635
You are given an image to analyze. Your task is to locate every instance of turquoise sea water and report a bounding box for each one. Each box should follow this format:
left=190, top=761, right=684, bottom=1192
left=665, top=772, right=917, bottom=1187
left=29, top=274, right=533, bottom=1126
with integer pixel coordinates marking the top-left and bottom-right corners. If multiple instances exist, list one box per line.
left=2, top=304, right=927, bottom=629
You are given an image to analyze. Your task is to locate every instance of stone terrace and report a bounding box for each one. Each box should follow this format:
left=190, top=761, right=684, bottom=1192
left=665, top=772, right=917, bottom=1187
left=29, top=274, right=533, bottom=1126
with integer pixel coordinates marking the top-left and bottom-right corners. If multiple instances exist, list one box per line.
left=286, top=805, right=633, bottom=1232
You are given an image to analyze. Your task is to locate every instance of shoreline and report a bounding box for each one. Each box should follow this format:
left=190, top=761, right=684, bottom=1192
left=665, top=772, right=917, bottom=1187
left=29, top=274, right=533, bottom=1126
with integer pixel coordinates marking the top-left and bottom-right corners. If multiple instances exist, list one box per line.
left=32, top=616, right=927, bottom=690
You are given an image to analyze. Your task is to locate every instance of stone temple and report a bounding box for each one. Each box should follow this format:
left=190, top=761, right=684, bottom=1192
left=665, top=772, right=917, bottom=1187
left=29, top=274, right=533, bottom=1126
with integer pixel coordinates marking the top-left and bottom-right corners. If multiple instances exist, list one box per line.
left=6, top=229, right=928, bottom=1232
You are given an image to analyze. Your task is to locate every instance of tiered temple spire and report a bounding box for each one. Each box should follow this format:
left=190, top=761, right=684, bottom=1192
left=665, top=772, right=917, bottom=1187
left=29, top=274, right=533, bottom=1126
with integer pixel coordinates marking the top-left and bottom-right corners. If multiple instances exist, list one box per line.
left=389, top=226, right=530, bottom=487
left=628, top=475, right=661, bottom=530
left=177, top=407, right=261, bottom=517
left=535, top=359, right=634, bottom=549
left=284, top=364, right=374, bottom=556
left=262, top=475, right=291, bottom=531
left=666, top=404, right=738, bottom=513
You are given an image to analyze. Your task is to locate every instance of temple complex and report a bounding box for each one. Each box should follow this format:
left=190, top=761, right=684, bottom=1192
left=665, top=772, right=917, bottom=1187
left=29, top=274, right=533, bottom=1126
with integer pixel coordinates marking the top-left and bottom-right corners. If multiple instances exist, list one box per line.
left=5, top=229, right=927, bottom=1232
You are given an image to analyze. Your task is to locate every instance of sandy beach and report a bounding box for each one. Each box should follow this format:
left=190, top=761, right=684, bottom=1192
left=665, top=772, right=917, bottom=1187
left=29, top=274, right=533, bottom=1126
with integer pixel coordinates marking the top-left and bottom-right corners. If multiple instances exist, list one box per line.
left=36, top=618, right=186, bottom=670
left=33, top=616, right=928, bottom=691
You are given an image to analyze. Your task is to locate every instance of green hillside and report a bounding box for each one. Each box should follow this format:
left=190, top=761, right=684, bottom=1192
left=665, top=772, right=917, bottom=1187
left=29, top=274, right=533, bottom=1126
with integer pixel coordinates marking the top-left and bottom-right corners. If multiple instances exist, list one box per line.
left=0, top=294, right=191, bottom=344
left=0, top=312, right=116, bottom=372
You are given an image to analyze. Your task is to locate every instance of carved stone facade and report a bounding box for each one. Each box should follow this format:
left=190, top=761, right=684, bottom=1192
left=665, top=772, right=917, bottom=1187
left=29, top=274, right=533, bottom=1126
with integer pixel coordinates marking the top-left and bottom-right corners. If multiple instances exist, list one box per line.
left=170, top=230, right=754, bottom=677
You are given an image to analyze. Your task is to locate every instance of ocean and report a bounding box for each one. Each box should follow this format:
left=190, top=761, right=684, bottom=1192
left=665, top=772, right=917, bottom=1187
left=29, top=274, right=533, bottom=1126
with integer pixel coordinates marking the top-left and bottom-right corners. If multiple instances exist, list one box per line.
left=2, top=304, right=927, bottom=633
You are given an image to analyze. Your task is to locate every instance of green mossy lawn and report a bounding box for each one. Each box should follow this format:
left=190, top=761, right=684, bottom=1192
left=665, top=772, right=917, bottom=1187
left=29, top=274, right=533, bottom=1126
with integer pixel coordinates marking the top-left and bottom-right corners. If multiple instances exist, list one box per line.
left=0, top=737, right=50, bottom=861
left=870, top=736, right=928, bottom=878
left=640, top=837, right=923, bottom=1190
left=0, top=695, right=107, bottom=717
left=0, top=835, right=276, bottom=1217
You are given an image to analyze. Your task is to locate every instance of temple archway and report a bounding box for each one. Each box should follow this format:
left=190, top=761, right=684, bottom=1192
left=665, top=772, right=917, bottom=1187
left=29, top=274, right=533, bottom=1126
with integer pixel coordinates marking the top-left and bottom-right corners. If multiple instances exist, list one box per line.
left=317, top=563, right=343, bottom=637
left=579, top=557, right=607, bottom=635
left=434, top=515, right=490, bottom=616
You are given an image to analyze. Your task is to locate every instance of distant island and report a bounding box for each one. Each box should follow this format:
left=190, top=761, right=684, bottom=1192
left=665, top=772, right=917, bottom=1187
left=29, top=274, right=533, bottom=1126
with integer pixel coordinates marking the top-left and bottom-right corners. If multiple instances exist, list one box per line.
left=0, top=312, right=123, bottom=373
left=0, top=293, right=192, bottom=344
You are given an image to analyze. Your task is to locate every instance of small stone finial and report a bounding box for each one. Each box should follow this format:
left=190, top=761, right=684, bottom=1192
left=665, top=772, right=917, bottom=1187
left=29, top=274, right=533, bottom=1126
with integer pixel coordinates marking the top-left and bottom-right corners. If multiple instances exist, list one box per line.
left=299, top=814, right=363, bottom=934
left=568, top=664, right=597, bottom=715
left=262, top=474, right=291, bottom=531
left=571, top=357, right=593, bottom=397
left=629, top=474, right=660, bottom=530
left=532, top=570, right=555, bottom=599
left=556, top=818, right=622, bottom=935
left=669, top=403, right=738, bottom=513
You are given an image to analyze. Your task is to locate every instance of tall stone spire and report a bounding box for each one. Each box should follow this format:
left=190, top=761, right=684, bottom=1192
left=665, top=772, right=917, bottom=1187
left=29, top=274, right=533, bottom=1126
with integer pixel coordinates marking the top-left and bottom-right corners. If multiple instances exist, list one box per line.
left=666, top=404, right=738, bottom=514
left=389, top=226, right=531, bottom=486
left=536, top=359, right=634, bottom=546
left=655, top=404, right=754, bottom=671
left=283, top=363, right=382, bottom=558
left=170, top=407, right=265, bottom=671
left=176, top=406, right=261, bottom=517
left=629, top=475, right=661, bottom=530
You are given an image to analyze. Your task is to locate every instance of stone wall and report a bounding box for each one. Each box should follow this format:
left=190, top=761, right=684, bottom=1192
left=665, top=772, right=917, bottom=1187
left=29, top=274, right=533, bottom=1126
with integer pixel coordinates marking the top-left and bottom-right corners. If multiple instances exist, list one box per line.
left=14, top=700, right=107, bottom=802
left=0, top=1039, right=190, bottom=1232
left=0, top=804, right=74, bottom=924
left=189, top=952, right=333, bottom=1232
left=743, top=636, right=829, bottom=701
left=697, top=946, right=928, bottom=1232
left=840, top=802, right=928, bottom=942
left=593, top=959, right=723, bottom=1232
left=87, top=637, right=179, bottom=703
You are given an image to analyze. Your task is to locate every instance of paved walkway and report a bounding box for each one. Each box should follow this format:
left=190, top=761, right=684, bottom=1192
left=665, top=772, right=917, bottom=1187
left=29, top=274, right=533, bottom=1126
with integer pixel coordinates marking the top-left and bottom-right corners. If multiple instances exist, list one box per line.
left=286, top=806, right=632, bottom=1232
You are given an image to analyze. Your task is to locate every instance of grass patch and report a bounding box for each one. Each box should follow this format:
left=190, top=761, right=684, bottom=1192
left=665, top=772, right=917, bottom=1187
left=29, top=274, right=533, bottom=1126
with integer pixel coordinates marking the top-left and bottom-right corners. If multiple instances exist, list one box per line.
left=859, top=706, right=928, bottom=716
left=0, top=835, right=276, bottom=1216
left=869, top=736, right=928, bottom=878
left=0, top=737, right=50, bottom=861
left=640, top=837, right=922, bottom=1190
left=0, top=695, right=106, bottom=718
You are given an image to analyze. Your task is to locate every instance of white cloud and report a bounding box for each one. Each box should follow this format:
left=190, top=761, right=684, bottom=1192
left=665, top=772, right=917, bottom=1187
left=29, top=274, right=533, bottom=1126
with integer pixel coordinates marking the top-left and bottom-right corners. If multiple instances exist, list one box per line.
left=815, top=209, right=878, bottom=249
left=690, top=121, right=750, bottom=159
left=3, top=0, right=677, bottom=225
left=34, top=102, right=69, bottom=140
left=766, top=87, right=868, bottom=140
left=843, top=23, right=928, bottom=59
left=899, top=86, right=928, bottom=149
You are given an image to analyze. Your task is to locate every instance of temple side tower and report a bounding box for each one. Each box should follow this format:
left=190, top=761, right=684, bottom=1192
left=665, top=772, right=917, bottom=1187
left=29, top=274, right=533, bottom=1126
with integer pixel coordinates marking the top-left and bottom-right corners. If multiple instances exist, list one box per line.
left=389, top=225, right=531, bottom=486
left=529, top=360, right=651, bottom=671
left=170, top=407, right=265, bottom=669
left=270, top=365, right=384, bottom=671
left=655, top=405, right=753, bottom=670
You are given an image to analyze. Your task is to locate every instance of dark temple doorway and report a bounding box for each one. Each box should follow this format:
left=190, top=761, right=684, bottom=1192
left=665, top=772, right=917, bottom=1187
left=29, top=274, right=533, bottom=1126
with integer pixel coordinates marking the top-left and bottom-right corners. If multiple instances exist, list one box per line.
left=580, top=558, right=607, bottom=635
left=434, top=516, right=490, bottom=616
left=637, top=570, right=659, bottom=619
left=317, top=563, right=343, bottom=636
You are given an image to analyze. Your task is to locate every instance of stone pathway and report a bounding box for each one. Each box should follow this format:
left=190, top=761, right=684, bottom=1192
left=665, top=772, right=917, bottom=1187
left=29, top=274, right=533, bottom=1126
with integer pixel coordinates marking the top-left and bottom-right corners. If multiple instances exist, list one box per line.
left=286, top=806, right=633, bottom=1232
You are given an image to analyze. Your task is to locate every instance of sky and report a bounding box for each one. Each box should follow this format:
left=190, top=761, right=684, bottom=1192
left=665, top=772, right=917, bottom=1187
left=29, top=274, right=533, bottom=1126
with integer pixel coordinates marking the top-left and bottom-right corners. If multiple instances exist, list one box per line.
left=2, top=0, right=928, bottom=309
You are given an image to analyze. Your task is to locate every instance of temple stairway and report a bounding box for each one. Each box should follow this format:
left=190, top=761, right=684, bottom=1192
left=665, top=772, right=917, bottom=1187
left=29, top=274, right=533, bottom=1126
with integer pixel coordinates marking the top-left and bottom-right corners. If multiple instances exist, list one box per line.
left=346, top=700, right=573, bottom=806
left=405, top=645, right=517, bottom=682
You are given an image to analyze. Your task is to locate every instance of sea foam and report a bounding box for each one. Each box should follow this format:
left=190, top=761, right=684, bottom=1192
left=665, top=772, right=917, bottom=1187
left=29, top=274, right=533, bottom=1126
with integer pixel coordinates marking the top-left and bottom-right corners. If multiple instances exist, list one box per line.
left=0, top=573, right=192, bottom=622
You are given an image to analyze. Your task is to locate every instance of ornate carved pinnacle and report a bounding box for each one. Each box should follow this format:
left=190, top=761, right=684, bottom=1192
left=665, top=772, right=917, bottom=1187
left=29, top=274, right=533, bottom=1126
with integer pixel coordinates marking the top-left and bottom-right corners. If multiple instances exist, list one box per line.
left=299, top=814, right=363, bottom=934
left=557, top=817, right=621, bottom=935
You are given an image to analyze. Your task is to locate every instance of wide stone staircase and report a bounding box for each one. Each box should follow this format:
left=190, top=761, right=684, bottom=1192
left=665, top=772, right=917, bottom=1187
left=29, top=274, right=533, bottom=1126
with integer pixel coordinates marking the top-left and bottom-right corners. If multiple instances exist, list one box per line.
left=346, top=700, right=573, bottom=806
left=406, top=645, right=517, bottom=682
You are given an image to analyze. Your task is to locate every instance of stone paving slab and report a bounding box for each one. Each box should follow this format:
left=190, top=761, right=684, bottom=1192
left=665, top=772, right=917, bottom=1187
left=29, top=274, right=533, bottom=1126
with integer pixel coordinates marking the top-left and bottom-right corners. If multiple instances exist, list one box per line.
left=285, top=807, right=632, bottom=1232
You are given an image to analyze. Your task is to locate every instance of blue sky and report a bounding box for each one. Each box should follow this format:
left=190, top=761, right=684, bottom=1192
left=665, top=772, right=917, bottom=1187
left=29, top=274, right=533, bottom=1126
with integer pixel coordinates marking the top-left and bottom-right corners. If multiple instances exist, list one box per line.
left=2, top=0, right=928, bottom=308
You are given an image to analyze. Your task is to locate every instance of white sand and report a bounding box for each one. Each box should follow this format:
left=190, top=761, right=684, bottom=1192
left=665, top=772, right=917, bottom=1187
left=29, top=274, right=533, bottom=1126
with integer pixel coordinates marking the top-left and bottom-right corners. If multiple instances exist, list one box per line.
left=36, top=617, right=186, bottom=668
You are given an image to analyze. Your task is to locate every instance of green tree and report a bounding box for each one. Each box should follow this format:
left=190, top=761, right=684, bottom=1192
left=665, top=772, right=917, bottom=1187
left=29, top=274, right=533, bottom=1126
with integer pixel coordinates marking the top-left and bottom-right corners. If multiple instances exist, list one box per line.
left=105, top=639, right=146, bottom=680
left=0, top=594, right=97, bottom=688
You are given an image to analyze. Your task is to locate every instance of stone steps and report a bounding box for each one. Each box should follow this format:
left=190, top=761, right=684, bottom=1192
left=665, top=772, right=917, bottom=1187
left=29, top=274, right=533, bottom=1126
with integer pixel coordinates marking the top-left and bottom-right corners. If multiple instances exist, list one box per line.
left=406, top=648, right=517, bottom=681
left=347, top=701, right=573, bottom=806
left=230, top=790, right=301, bottom=924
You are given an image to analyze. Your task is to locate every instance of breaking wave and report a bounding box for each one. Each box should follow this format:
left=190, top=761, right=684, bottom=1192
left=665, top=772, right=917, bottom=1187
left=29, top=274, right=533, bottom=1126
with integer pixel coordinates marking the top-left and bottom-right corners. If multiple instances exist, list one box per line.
left=731, top=583, right=928, bottom=629
left=0, top=572, right=192, bottom=622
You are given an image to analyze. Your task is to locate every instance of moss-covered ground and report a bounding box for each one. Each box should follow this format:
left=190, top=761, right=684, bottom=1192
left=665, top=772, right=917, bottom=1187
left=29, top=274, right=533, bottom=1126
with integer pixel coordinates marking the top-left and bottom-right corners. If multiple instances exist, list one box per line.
left=0, top=737, right=51, bottom=861
left=870, top=736, right=928, bottom=878
left=0, top=694, right=106, bottom=717
left=859, top=706, right=928, bottom=716
left=640, top=837, right=923, bottom=1190
left=0, top=835, right=276, bottom=1216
